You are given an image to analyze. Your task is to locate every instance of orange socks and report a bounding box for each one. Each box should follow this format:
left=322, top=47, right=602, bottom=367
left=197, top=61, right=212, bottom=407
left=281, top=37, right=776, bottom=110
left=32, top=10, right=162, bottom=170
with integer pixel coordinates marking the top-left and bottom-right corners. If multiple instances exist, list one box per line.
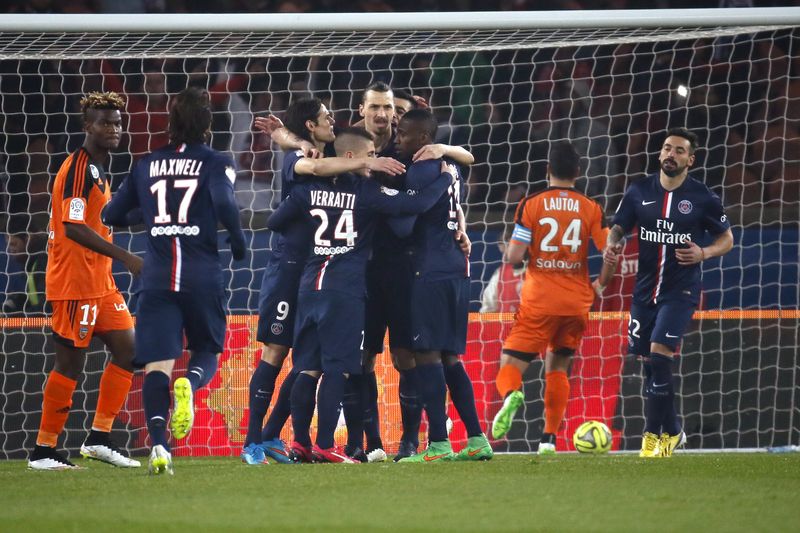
left=92, top=363, right=134, bottom=433
left=496, top=364, right=523, bottom=399
left=544, top=370, right=570, bottom=434
left=37, top=371, right=77, bottom=447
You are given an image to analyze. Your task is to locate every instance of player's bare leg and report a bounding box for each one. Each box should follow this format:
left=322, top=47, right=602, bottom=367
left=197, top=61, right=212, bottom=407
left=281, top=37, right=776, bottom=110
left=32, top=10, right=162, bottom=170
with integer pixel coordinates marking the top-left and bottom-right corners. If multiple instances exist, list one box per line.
left=28, top=343, right=85, bottom=470
left=392, top=348, right=421, bottom=461
left=243, top=343, right=290, bottom=464
left=79, top=329, right=140, bottom=467
left=649, top=343, right=685, bottom=457
left=491, top=351, right=531, bottom=440
left=539, top=348, right=573, bottom=455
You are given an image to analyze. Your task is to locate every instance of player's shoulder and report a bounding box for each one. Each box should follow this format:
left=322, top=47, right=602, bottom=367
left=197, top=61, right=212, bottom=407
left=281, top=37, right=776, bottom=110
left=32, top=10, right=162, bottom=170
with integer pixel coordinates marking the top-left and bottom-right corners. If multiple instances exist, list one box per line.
left=627, top=173, right=658, bottom=192
left=558, top=186, right=605, bottom=212
left=685, top=174, right=720, bottom=198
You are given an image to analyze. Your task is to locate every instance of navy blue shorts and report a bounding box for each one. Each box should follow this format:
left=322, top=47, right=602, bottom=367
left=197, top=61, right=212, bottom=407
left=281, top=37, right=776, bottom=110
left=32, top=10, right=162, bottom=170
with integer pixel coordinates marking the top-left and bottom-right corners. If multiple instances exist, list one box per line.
left=292, top=290, right=364, bottom=375
left=134, top=289, right=226, bottom=367
left=256, top=258, right=303, bottom=346
left=410, top=277, right=469, bottom=355
left=628, top=299, right=697, bottom=356
left=363, top=255, right=414, bottom=355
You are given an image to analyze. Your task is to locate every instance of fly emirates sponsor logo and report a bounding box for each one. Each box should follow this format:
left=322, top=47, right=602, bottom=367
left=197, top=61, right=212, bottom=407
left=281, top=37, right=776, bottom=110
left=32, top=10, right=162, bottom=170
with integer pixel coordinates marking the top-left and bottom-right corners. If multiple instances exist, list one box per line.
left=640, top=219, right=691, bottom=245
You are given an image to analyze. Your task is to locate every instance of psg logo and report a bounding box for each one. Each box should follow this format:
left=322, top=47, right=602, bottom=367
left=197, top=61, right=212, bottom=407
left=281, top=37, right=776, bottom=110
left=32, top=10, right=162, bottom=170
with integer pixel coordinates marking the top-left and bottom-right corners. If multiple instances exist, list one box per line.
left=678, top=200, right=693, bottom=214
left=271, top=323, right=284, bottom=335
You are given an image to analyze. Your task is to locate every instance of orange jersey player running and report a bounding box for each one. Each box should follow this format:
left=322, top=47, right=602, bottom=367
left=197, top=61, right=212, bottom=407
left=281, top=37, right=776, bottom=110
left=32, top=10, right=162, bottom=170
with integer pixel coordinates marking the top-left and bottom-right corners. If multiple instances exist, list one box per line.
left=28, top=92, right=143, bottom=471
left=491, top=141, right=618, bottom=454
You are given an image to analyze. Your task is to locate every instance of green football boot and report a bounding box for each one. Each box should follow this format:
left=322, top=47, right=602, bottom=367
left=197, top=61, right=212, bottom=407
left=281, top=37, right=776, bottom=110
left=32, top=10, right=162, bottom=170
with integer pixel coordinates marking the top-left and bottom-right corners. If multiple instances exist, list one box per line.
left=170, top=377, right=194, bottom=440
left=397, top=440, right=455, bottom=463
left=454, top=434, right=494, bottom=461
left=491, top=390, right=524, bottom=439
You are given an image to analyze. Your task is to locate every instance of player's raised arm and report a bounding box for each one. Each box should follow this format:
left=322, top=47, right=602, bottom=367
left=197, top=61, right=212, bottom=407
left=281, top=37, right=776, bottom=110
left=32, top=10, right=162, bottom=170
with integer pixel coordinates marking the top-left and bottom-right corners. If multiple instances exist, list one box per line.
left=254, top=115, right=319, bottom=158
left=209, top=157, right=247, bottom=261
left=367, top=160, right=453, bottom=217
left=295, top=155, right=404, bottom=177
left=412, top=143, right=475, bottom=166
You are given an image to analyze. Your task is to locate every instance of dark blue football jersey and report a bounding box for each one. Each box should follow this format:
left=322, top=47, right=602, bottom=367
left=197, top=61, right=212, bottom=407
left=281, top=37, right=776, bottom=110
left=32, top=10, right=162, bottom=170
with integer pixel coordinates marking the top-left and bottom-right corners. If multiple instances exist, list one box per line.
left=612, top=173, right=730, bottom=305
left=266, top=170, right=452, bottom=297
left=103, top=142, right=245, bottom=292
left=271, top=149, right=315, bottom=264
left=405, top=158, right=469, bottom=281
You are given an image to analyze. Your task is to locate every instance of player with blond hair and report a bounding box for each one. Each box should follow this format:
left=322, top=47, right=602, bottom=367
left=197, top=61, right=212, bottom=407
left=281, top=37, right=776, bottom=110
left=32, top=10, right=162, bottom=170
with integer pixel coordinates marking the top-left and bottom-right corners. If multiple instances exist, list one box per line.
left=28, top=92, right=143, bottom=470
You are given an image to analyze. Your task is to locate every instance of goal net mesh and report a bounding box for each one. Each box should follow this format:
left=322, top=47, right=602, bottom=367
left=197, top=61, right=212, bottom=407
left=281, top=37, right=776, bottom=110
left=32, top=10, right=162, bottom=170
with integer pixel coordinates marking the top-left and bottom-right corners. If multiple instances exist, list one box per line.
left=1, top=19, right=798, bottom=458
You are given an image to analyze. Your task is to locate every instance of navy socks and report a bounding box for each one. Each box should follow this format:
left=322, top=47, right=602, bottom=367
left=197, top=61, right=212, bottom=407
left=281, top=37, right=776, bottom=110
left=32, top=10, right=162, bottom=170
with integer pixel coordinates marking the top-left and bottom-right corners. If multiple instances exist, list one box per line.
left=444, top=362, right=483, bottom=438
left=143, top=371, right=171, bottom=449
left=245, top=361, right=280, bottom=445
left=186, top=351, right=218, bottom=391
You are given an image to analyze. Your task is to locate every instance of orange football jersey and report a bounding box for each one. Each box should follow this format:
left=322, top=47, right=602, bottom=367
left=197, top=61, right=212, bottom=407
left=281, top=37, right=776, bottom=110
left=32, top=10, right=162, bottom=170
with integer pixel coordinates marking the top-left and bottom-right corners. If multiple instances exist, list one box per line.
left=510, top=187, right=608, bottom=316
left=46, top=147, right=117, bottom=301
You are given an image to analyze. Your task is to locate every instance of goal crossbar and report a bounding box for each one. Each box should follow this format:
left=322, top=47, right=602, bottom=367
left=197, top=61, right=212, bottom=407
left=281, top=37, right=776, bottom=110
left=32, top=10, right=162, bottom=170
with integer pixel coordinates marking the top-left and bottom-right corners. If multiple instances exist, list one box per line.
left=0, top=8, right=798, bottom=59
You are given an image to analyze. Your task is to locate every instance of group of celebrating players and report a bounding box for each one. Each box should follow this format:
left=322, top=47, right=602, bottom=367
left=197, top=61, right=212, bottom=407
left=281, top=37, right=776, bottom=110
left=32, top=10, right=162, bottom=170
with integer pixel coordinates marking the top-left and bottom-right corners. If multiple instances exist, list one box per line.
left=26, top=75, right=734, bottom=473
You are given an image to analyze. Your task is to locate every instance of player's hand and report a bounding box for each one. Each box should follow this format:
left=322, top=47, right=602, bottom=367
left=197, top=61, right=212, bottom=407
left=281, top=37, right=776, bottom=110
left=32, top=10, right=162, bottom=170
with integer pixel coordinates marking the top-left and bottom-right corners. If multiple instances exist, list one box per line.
left=455, top=229, right=471, bottom=256
left=253, top=115, right=283, bottom=136
left=591, top=278, right=606, bottom=297
left=675, top=240, right=704, bottom=265
left=413, top=144, right=446, bottom=162
left=124, top=254, right=144, bottom=277
left=412, top=95, right=429, bottom=109
left=440, top=160, right=458, bottom=183
left=603, top=243, right=622, bottom=265
left=231, top=243, right=247, bottom=262
left=367, top=157, right=405, bottom=176
left=300, top=142, right=322, bottom=159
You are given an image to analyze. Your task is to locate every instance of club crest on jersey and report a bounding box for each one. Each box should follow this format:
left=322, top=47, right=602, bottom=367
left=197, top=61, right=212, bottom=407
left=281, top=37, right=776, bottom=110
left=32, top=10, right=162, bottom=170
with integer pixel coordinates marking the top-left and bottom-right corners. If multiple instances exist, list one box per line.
left=68, top=198, right=86, bottom=221
left=678, top=199, right=693, bottom=214
left=271, top=323, right=284, bottom=335
left=89, top=164, right=100, bottom=181
left=78, top=326, right=89, bottom=340
left=225, top=166, right=236, bottom=184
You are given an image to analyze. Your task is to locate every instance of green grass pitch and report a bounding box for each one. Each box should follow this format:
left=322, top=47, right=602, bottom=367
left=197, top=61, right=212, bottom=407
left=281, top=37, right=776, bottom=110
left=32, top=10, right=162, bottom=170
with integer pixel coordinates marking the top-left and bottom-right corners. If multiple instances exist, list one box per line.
left=2, top=454, right=799, bottom=532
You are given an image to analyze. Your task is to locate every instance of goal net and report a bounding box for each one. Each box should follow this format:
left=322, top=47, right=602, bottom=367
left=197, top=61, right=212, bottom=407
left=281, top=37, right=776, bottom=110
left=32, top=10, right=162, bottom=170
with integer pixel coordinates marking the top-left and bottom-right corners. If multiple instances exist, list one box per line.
left=1, top=9, right=798, bottom=458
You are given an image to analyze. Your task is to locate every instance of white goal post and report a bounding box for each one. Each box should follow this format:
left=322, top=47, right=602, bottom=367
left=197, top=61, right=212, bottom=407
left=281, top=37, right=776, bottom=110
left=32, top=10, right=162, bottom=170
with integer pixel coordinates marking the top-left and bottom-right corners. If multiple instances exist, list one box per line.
left=1, top=8, right=798, bottom=459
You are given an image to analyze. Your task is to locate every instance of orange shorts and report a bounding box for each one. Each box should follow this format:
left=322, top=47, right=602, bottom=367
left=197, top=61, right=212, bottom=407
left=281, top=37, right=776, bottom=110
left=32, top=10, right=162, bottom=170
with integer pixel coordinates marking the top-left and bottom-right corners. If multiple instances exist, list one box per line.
left=502, top=306, right=588, bottom=357
left=50, top=291, right=134, bottom=348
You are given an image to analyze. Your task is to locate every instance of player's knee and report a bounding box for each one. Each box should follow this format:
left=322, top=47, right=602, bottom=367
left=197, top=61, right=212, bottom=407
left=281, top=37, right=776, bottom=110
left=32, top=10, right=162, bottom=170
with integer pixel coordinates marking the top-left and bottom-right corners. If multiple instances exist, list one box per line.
left=650, top=343, right=675, bottom=357
left=391, top=348, right=415, bottom=371
left=441, top=353, right=460, bottom=367
left=261, top=343, right=290, bottom=365
left=545, top=348, right=573, bottom=373
left=362, top=352, right=377, bottom=372
left=145, top=360, right=175, bottom=376
left=501, top=350, right=535, bottom=370
left=53, top=344, right=85, bottom=379
left=414, top=350, right=441, bottom=366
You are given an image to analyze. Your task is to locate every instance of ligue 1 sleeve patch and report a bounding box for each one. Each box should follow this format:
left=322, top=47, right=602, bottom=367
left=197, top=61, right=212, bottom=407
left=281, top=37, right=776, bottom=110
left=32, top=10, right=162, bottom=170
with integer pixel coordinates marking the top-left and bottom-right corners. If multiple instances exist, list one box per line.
left=68, top=198, right=86, bottom=221
left=225, top=166, right=236, bottom=184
